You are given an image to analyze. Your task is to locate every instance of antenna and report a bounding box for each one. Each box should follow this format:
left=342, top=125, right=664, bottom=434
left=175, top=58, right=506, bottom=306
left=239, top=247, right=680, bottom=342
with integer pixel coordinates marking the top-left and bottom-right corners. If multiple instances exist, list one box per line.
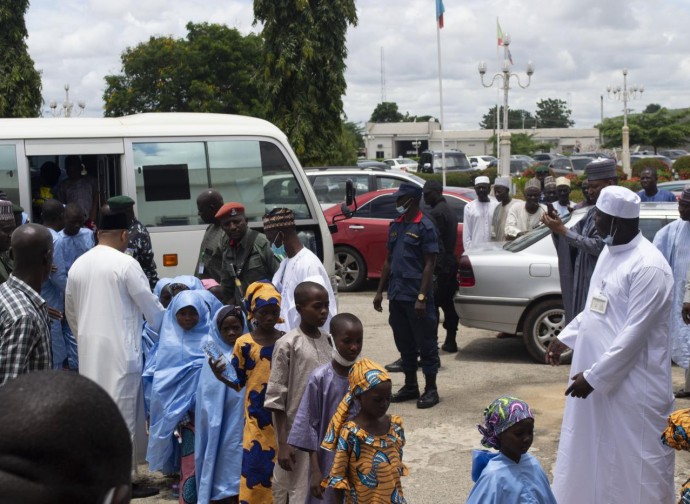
left=380, top=46, right=386, bottom=103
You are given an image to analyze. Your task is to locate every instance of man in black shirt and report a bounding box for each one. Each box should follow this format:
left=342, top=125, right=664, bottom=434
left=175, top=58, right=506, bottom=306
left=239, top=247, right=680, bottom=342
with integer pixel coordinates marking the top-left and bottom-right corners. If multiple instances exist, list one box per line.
left=423, top=180, right=460, bottom=352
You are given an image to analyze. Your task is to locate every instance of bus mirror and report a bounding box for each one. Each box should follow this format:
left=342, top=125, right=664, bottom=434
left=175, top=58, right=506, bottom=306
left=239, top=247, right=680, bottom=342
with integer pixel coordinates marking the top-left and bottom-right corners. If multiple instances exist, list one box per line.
left=345, top=179, right=355, bottom=206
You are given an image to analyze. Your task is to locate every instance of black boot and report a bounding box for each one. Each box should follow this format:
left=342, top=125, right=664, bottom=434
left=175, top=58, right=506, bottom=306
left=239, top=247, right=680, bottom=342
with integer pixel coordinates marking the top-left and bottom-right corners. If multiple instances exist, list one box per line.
left=391, top=372, right=420, bottom=403
left=441, top=332, right=458, bottom=353
left=417, top=373, right=440, bottom=409
left=385, top=357, right=404, bottom=373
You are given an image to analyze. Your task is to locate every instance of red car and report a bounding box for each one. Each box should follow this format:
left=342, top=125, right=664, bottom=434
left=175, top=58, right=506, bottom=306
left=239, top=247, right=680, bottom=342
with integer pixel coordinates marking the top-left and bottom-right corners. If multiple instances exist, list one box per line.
left=324, top=187, right=476, bottom=291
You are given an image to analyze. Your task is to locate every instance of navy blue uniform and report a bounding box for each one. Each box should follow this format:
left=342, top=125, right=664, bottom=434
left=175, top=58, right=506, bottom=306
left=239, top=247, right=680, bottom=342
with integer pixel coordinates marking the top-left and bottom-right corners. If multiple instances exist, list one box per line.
left=387, top=211, right=440, bottom=375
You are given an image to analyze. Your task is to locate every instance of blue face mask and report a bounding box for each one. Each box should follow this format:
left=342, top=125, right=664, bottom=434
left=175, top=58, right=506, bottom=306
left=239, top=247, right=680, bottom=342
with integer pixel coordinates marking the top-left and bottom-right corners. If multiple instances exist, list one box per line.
left=395, top=199, right=411, bottom=215
left=271, top=232, right=286, bottom=260
left=602, top=219, right=616, bottom=246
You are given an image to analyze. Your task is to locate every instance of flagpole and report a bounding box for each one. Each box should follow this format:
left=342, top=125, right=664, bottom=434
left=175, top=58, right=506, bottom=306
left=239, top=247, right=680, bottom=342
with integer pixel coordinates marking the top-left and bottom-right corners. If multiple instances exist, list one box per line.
left=436, top=18, right=446, bottom=187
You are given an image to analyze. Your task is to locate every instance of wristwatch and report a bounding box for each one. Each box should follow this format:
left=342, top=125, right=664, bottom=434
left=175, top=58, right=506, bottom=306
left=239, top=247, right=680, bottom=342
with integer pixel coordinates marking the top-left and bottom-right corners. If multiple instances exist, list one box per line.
left=417, top=293, right=426, bottom=302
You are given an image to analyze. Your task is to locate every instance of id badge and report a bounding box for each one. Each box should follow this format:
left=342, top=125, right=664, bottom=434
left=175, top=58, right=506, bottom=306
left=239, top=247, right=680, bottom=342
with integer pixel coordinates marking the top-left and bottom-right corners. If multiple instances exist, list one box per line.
left=197, top=262, right=205, bottom=274
left=590, top=294, right=608, bottom=314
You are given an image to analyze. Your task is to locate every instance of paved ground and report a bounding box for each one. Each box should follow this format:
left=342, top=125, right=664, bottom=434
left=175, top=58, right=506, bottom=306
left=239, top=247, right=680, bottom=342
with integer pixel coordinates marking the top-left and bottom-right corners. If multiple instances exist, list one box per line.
left=137, top=289, right=690, bottom=502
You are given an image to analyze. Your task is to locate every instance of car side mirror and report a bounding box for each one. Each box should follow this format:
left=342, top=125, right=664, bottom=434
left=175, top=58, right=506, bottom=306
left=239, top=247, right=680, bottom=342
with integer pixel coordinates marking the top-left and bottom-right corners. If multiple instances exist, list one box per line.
left=424, top=163, right=431, bottom=169
left=345, top=179, right=355, bottom=206
left=331, top=179, right=358, bottom=225
left=471, top=162, right=478, bottom=167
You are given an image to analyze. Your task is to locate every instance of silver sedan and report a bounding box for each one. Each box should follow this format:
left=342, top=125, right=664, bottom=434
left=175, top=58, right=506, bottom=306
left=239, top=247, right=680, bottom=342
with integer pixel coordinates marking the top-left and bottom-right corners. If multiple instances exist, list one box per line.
left=455, top=203, right=680, bottom=363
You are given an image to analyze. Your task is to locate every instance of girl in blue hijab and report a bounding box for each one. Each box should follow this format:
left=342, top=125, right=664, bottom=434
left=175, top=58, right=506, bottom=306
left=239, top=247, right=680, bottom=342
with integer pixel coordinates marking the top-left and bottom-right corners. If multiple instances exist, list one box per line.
left=195, top=305, right=247, bottom=503
left=147, top=290, right=211, bottom=503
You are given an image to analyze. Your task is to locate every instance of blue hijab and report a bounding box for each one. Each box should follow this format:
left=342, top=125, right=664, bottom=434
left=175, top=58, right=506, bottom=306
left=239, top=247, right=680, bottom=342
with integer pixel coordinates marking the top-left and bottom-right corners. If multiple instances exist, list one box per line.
left=147, top=290, right=211, bottom=473
left=173, top=275, right=204, bottom=291
left=197, top=289, right=223, bottom=317
left=143, top=278, right=174, bottom=356
left=195, top=306, right=247, bottom=501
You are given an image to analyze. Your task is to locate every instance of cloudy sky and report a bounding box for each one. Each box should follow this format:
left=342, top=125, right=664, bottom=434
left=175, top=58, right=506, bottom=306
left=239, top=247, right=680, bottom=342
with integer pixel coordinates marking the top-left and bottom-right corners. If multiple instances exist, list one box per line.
left=26, top=0, right=689, bottom=130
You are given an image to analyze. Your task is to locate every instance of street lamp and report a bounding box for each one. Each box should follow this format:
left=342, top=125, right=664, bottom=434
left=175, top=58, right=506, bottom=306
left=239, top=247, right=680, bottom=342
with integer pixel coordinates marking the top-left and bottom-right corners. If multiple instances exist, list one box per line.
left=49, top=84, right=86, bottom=117
left=478, top=33, right=534, bottom=177
left=411, top=139, right=421, bottom=157
left=606, top=69, right=643, bottom=177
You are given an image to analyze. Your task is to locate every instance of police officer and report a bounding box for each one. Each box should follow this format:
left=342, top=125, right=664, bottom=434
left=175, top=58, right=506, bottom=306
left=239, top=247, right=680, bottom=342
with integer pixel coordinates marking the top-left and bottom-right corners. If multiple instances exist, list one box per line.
left=423, top=180, right=460, bottom=352
left=106, top=195, right=159, bottom=290
left=373, top=183, right=440, bottom=409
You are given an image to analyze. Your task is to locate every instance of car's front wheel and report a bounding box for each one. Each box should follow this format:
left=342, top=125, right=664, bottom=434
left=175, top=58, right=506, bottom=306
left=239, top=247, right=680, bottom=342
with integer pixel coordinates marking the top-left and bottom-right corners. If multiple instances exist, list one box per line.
left=334, top=246, right=367, bottom=292
left=522, top=299, right=572, bottom=364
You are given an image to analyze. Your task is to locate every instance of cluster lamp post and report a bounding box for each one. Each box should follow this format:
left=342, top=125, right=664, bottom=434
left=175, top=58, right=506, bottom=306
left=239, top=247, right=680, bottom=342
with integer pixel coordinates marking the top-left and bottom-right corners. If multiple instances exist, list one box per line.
left=606, top=69, right=643, bottom=177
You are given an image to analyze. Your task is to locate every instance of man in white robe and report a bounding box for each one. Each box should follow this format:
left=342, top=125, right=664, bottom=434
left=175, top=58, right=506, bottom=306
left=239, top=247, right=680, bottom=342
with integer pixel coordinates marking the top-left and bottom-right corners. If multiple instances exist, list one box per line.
left=553, top=176, right=574, bottom=217
left=547, top=186, right=675, bottom=504
left=654, top=185, right=690, bottom=396
left=463, top=176, right=498, bottom=250
left=262, top=208, right=336, bottom=332
left=491, top=176, right=522, bottom=241
left=504, top=178, right=545, bottom=240
left=65, top=213, right=165, bottom=469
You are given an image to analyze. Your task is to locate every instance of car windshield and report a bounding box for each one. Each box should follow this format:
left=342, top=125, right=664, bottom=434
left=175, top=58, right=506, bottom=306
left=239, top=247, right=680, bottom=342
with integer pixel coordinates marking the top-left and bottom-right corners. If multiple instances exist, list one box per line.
left=572, top=158, right=591, bottom=171
left=436, top=154, right=470, bottom=169
left=503, top=212, right=575, bottom=252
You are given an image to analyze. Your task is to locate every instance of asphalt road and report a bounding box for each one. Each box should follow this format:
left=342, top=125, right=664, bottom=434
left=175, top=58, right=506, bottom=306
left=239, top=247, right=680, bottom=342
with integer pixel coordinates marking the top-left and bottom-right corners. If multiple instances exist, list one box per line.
left=138, top=290, right=690, bottom=503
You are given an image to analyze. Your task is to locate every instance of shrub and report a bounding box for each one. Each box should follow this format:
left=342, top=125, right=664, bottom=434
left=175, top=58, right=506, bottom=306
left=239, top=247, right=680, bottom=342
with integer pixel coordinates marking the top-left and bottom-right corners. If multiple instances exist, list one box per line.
left=416, top=166, right=497, bottom=188
left=631, top=158, right=669, bottom=177
left=674, top=156, right=690, bottom=180
left=619, top=179, right=642, bottom=192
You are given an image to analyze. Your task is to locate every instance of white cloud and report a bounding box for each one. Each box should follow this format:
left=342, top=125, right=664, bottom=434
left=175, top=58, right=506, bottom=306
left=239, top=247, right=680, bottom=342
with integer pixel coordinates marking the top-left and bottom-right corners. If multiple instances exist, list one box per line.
left=25, top=0, right=690, bottom=130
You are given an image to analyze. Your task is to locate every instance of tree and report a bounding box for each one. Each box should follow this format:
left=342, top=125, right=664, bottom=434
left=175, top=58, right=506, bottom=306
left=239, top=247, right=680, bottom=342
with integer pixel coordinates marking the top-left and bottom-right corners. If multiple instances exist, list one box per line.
left=370, top=102, right=404, bottom=123
left=254, top=0, right=357, bottom=166
left=535, top=98, right=574, bottom=128
left=0, top=0, right=42, bottom=117
left=103, top=23, right=264, bottom=117
left=479, top=106, right=534, bottom=130
left=644, top=103, right=661, bottom=114
left=597, top=108, right=690, bottom=153
left=331, top=121, right=362, bottom=165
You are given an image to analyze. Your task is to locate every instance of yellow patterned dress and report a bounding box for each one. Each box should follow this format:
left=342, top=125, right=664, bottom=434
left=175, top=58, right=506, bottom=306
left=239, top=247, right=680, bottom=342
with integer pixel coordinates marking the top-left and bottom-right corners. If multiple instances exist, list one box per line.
left=324, top=415, right=408, bottom=503
left=231, top=333, right=277, bottom=503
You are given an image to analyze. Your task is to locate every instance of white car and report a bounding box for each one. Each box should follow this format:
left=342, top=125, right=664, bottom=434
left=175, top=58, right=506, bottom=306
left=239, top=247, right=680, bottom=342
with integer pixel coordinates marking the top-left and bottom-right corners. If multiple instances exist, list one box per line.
left=469, top=155, right=497, bottom=169
left=384, top=157, right=418, bottom=172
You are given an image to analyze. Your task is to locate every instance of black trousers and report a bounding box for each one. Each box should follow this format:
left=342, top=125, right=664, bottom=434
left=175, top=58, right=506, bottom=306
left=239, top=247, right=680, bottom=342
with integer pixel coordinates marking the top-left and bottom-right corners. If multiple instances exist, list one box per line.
left=435, top=265, right=459, bottom=336
left=389, top=300, right=439, bottom=375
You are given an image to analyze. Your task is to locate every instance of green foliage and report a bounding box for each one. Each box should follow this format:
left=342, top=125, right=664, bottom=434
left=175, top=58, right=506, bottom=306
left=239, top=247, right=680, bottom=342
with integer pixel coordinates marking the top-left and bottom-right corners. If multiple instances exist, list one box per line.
left=0, top=0, right=43, bottom=117
left=535, top=98, right=574, bottom=128
left=370, top=102, right=404, bottom=123
left=254, top=0, right=357, bottom=166
left=510, top=133, right=538, bottom=155
left=479, top=106, right=534, bottom=129
left=597, top=107, right=690, bottom=153
left=644, top=103, right=661, bottom=114
left=631, top=158, right=672, bottom=178
left=103, top=23, right=264, bottom=117
left=330, top=121, right=362, bottom=165
left=673, top=156, right=690, bottom=180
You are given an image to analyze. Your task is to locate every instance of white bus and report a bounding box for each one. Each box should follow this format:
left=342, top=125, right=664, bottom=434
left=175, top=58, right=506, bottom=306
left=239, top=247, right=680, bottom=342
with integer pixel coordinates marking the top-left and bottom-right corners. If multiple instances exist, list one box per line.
left=0, top=112, right=336, bottom=283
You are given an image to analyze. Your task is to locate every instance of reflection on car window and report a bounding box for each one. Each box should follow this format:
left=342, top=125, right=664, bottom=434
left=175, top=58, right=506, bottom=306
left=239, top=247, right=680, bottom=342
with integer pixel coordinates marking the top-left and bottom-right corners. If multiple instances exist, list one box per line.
left=312, top=174, right=369, bottom=203
left=366, top=194, right=398, bottom=220
left=378, top=177, right=404, bottom=190
left=422, top=195, right=467, bottom=223
left=640, top=218, right=668, bottom=241
left=504, top=213, right=574, bottom=252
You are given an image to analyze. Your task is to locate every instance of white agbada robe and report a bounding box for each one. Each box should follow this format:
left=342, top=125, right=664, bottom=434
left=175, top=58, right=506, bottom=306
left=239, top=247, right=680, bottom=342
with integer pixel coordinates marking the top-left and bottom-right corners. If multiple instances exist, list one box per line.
left=653, top=218, right=690, bottom=368
left=552, top=233, right=675, bottom=504
left=463, top=198, right=499, bottom=250
left=504, top=202, right=546, bottom=239
left=272, top=247, right=337, bottom=333
left=65, top=245, right=165, bottom=462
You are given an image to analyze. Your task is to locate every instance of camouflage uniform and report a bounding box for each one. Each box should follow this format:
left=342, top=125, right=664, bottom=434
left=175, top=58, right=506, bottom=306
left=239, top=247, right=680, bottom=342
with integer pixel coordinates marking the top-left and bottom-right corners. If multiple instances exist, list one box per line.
left=127, top=218, right=159, bottom=290
left=194, top=223, right=226, bottom=283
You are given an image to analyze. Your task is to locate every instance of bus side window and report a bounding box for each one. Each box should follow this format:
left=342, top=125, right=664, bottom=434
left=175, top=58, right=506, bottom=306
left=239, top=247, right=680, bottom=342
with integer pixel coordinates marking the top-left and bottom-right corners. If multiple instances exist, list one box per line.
left=0, top=145, right=19, bottom=205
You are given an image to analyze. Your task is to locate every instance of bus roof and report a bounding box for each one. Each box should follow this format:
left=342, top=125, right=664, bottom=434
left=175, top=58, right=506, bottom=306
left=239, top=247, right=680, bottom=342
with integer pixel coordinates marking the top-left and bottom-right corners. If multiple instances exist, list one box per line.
left=0, top=113, right=288, bottom=141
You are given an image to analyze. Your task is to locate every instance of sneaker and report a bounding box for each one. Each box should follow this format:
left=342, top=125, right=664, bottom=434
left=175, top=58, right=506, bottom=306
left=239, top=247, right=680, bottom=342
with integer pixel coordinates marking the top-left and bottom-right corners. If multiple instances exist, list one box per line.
left=416, top=388, right=440, bottom=409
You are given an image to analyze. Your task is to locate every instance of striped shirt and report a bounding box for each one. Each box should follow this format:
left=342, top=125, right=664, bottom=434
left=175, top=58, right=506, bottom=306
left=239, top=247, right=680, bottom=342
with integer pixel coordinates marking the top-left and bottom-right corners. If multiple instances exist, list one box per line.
left=0, top=275, right=52, bottom=385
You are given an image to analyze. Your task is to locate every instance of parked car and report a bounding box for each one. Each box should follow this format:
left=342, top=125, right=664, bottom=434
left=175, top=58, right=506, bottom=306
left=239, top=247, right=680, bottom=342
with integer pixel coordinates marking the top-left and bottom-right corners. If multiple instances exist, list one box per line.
left=510, top=159, right=532, bottom=175
left=547, top=156, right=594, bottom=176
left=418, top=150, right=475, bottom=174
left=384, top=157, right=418, bottom=172
left=510, top=154, right=536, bottom=164
left=469, top=155, right=497, bottom=170
left=630, top=154, right=673, bottom=170
left=532, top=153, right=562, bottom=162
left=305, top=168, right=426, bottom=210
left=357, top=160, right=391, bottom=170
left=455, top=202, right=679, bottom=363
left=659, top=149, right=689, bottom=161
left=325, top=187, right=476, bottom=291
left=579, top=151, right=614, bottom=160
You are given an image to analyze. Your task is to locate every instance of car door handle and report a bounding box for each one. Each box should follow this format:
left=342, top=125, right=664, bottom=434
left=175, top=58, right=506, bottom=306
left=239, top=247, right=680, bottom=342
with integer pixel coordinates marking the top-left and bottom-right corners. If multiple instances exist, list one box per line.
left=349, top=225, right=365, bottom=230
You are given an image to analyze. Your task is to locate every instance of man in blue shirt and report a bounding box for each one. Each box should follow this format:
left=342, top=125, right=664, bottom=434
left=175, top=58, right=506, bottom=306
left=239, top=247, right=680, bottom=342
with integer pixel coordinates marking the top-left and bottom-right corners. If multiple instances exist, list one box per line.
left=373, top=183, right=440, bottom=408
left=638, top=167, right=677, bottom=202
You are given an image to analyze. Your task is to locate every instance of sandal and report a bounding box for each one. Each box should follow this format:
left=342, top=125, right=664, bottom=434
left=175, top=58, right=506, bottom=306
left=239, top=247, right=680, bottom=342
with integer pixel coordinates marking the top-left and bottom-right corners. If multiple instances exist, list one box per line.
left=675, top=389, right=690, bottom=399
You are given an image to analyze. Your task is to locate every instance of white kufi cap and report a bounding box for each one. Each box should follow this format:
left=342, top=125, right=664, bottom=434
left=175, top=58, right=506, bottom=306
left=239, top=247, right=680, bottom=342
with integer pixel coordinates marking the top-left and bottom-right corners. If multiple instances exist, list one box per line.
left=475, top=176, right=490, bottom=185
left=494, top=176, right=511, bottom=188
left=595, top=186, right=640, bottom=219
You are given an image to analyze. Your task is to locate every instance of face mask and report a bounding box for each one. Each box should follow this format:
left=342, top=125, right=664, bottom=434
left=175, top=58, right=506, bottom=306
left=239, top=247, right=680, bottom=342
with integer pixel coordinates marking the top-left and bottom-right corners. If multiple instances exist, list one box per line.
left=271, top=232, right=286, bottom=260
left=602, top=218, right=617, bottom=246
left=395, top=199, right=412, bottom=215
left=332, top=344, right=359, bottom=366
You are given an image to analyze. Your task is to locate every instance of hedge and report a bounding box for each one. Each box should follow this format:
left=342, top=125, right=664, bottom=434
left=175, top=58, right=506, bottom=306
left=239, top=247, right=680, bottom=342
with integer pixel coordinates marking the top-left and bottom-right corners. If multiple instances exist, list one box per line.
left=673, top=156, right=690, bottom=180
left=631, top=158, right=672, bottom=180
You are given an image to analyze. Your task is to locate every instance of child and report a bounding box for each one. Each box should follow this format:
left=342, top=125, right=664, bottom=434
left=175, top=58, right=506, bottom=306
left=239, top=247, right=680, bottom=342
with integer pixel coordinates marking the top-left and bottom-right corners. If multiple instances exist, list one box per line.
left=195, top=305, right=247, bottom=504
left=210, top=280, right=285, bottom=503
left=466, top=396, right=557, bottom=504
left=147, top=290, right=211, bottom=504
left=322, top=358, right=407, bottom=504
left=202, top=278, right=224, bottom=303
left=288, top=313, right=364, bottom=504
left=661, top=407, right=690, bottom=503
left=265, top=280, right=335, bottom=503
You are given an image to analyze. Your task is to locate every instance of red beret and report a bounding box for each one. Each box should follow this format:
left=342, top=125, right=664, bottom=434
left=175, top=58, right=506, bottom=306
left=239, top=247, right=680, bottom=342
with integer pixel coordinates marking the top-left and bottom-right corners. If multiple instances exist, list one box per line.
left=215, top=202, right=245, bottom=219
